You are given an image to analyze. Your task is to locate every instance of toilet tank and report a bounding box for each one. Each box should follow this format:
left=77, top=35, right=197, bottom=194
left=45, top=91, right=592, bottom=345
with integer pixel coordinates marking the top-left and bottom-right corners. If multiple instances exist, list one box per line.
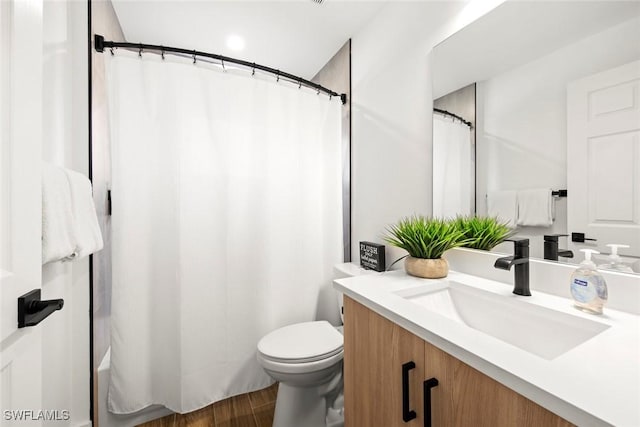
left=333, top=263, right=379, bottom=323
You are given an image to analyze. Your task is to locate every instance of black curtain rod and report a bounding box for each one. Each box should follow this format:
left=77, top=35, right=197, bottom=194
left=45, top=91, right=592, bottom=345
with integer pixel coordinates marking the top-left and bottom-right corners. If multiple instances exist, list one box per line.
left=94, top=35, right=346, bottom=105
left=433, top=108, right=472, bottom=127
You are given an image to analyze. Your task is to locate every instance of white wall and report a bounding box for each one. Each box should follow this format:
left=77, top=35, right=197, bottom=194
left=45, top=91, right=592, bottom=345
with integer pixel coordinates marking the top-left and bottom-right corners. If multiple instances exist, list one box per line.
left=476, top=16, right=640, bottom=258
left=350, top=0, right=503, bottom=266
left=42, top=1, right=90, bottom=426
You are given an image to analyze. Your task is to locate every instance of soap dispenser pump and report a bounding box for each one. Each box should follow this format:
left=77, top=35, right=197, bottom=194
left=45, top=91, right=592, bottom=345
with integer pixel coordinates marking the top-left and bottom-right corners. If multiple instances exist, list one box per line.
left=570, top=249, right=608, bottom=315
left=600, top=244, right=633, bottom=273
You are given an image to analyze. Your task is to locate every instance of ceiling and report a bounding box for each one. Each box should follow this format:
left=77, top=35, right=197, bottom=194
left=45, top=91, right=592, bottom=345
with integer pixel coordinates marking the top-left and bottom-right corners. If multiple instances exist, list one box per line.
left=433, top=1, right=640, bottom=98
left=111, top=0, right=388, bottom=79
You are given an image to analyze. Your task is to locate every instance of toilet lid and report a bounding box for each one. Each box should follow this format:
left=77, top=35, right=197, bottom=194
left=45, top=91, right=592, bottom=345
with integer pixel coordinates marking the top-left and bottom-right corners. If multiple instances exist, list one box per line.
left=258, top=321, right=343, bottom=363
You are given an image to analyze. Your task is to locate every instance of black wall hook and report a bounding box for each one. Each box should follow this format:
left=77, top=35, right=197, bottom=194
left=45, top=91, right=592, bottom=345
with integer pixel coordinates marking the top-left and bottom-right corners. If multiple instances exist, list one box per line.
left=571, top=232, right=597, bottom=243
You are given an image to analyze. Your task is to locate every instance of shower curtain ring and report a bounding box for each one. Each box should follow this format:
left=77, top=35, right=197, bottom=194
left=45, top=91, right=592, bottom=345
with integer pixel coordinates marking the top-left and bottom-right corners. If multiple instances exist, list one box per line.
left=317, top=88, right=320, bottom=95
left=110, top=47, right=114, bottom=56
left=252, top=63, right=255, bottom=76
left=276, top=70, right=280, bottom=83
left=298, top=81, right=302, bottom=89
left=193, top=50, right=197, bottom=64
left=161, top=46, right=165, bottom=60
left=138, top=44, right=143, bottom=57
left=222, top=59, right=226, bottom=72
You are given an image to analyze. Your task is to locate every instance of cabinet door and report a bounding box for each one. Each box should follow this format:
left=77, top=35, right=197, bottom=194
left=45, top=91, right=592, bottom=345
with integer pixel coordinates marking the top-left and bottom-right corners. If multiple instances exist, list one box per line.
left=424, top=340, right=574, bottom=427
left=344, top=297, right=425, bottom=427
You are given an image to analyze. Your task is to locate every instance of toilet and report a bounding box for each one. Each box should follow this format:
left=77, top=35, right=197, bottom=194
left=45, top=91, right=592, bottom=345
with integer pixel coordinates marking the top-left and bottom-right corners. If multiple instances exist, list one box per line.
left=257, top=321, right=344, bottom=427
left=256, top=263, right=376, bottom=427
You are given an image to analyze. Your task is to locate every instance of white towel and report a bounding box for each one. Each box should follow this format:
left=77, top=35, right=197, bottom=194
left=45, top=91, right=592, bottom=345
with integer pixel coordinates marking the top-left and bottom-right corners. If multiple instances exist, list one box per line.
left=517, top=188, right=553, bottom=227
left=42, top=164, right=77, bottom=264
left=487, top=191, right=518, bottom=228
left=64, top=168, right=104, bottom=259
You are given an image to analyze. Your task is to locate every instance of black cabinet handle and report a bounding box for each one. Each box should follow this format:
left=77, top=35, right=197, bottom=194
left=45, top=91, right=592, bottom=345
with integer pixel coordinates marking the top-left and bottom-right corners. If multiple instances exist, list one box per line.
left=423, top=377, right=439, bottom=427
left=402, top=361, right=417, bottom=422
left=17, top=289, right=64, bottom=328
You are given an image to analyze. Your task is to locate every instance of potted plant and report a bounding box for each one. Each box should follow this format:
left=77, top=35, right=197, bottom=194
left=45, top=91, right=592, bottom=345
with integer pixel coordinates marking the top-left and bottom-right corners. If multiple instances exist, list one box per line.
left=453, top=216, right=514, bottom=251
left=384, top=215, right=466, bottom=279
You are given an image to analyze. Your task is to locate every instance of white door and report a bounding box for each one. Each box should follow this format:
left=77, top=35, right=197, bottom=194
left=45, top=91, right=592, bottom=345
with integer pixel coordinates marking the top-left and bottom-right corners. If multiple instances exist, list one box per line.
left=1, top=0, right=44, bottom=425
left=567, top=60, right=640, bottom=259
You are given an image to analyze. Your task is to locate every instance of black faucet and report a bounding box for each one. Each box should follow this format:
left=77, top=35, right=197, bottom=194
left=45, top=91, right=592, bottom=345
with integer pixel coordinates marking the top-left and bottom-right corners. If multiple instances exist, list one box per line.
left=494, top=238, right=531, bottom=296
left=543, top=234, right=574, bottom=261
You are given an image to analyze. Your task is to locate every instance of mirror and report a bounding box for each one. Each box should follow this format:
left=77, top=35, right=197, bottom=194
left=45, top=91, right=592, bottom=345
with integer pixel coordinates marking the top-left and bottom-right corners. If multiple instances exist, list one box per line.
left=432, top=1, right=640, bottom=274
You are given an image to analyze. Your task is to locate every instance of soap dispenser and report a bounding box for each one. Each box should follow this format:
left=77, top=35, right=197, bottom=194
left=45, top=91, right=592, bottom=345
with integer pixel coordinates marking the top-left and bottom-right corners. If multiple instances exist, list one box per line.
left=570, top=249, right=608, bottom=315
left=599, top=244, right=634, bottom=273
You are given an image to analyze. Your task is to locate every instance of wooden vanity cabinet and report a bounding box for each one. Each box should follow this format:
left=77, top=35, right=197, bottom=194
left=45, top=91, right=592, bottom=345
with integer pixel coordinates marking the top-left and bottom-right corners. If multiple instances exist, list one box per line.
left=343, top=295, right=426, bottom=427
left=343, top=297, right=574, bottom=427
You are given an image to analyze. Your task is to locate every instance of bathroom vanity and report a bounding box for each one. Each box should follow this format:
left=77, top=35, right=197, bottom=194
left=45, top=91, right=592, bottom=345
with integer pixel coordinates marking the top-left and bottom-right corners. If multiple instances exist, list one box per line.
left=334, top=270, right=639, bottom=427
left=343, top=297, right=571, bottom=427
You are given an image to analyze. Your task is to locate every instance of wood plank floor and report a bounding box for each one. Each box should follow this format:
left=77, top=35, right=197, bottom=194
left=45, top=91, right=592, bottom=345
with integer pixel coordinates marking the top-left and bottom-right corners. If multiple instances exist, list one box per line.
left=137, top=384, right=278, bottom=427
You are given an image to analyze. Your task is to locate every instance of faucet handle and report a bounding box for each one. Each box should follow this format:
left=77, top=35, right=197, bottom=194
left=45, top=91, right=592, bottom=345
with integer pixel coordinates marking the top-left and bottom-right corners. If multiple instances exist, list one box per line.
left=505, top=238, right=529, bottom=247
left=543, top=234, right=568, bottom=242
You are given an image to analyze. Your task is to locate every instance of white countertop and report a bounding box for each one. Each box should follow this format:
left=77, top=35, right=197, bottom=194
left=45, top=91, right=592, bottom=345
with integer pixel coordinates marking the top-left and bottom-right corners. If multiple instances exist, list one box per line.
left=334, top=269, right=640, bottom=427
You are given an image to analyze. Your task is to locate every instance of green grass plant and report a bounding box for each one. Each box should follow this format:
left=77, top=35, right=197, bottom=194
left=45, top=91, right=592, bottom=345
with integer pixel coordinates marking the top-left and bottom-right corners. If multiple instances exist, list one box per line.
left=384, top=215, right=467, bottom=259
left=453, top=216, right=514, bottom=251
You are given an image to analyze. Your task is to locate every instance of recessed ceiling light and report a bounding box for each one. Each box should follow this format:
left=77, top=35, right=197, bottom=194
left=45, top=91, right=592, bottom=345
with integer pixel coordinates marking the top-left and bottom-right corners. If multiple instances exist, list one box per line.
left=226, top=35, right=245, bottom=52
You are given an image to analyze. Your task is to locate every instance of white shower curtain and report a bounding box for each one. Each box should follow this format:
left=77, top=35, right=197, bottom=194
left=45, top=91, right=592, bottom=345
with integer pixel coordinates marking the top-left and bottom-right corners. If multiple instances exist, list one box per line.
left=106, top=51, right=343, bottom=414
left=432, top=114, right=472, bottom=218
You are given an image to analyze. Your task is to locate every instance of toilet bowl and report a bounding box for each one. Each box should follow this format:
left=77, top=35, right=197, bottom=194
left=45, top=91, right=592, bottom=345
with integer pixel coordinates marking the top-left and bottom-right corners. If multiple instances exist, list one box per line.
left=257, top=321, right=344, bottom=427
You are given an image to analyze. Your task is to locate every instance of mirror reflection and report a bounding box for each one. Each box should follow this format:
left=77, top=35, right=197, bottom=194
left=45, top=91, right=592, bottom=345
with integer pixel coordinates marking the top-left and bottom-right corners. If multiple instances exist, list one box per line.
left=432, top=0, right=640, bottom=274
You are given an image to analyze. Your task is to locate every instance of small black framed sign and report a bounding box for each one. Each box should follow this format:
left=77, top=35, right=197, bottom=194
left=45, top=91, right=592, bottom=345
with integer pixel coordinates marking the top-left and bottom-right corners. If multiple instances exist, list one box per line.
left=359, top=241, right=385, bottom=272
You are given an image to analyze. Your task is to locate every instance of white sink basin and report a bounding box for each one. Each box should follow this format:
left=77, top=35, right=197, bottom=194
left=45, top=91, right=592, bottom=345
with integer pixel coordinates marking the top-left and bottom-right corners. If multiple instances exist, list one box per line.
left=395, top=281, right=610, bottom=360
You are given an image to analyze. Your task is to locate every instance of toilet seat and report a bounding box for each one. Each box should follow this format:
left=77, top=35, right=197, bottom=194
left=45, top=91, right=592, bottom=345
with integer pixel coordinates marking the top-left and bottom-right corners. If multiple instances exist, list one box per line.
left=260, top=346, right=343, bottom=364
left=257, top=320, right=344, bottom=374
left=258, top=320, right=343, bottom=361
left=257, top=348, right=344, bottom=375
